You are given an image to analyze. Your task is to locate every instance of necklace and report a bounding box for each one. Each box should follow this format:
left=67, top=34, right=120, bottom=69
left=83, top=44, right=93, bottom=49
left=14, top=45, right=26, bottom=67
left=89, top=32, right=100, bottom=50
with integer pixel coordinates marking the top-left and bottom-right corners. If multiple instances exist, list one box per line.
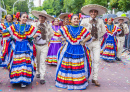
left=18, top=23, right=26, bottom=39
left=107, top=24, right=114, bottom=32
left=7, top=22, right=13, bottom=27
left=69, top=25, right=81, bottom=37
left=54, top=25, right=59, bottom=32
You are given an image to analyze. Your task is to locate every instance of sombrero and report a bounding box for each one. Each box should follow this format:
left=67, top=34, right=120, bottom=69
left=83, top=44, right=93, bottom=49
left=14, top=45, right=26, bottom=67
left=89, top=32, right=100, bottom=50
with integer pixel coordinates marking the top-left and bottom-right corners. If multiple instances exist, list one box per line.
left=58, top=13, right=70, bottom=20
left=114, top=14, right=129, bottom=23
left=81, top=4, right=107, bottom=16
left=27, top=18, right=33, bottom=22
left=31, top=10, right=54, bottom=21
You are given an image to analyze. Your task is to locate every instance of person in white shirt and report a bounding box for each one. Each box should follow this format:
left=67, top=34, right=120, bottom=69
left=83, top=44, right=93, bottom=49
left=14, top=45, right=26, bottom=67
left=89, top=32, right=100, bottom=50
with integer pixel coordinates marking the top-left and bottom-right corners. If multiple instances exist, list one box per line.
left=114, top=14, right=129, bottom=61
left=31, top=10, right=54, bottom=84
left=80, top=4, right=107, bottom=86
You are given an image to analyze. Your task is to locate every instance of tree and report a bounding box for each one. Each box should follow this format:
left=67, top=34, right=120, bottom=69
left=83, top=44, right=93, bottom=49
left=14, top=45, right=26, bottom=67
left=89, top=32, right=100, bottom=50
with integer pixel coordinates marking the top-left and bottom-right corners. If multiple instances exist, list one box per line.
left=109, top=0, right=130, bottom=12
left=1, top=0, right=34, bottom=15
left=83, top=0, right=110, bottom=7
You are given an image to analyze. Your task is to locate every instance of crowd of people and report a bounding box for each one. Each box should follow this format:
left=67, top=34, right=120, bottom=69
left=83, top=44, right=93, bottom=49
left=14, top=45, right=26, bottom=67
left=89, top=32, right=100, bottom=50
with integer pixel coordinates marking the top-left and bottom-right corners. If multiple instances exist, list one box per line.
left=0, top=4, right=129, bottom=90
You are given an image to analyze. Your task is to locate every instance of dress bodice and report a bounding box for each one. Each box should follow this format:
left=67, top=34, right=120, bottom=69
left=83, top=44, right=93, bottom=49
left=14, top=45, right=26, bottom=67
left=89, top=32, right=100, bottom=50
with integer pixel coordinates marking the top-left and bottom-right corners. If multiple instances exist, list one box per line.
left=2, top=23, right=41, bottom=41
left=59, top=25, right=90, bottom=45
left=0, top=22, right=15, bottom=30
left=52, top=25, right=61, bottom=32
left=105, top=24, right=121, bottom=36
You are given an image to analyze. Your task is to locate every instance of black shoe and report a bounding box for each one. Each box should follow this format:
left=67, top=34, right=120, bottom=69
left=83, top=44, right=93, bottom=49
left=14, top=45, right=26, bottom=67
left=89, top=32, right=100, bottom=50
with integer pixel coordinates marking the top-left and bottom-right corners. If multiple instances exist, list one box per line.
left=104, top=59, right=109, bottom=62
left=36, top=74, right=40, bottom=78
left=40, top=80, right=45, bottom=84
left=116, top=57, right=121, bottom=61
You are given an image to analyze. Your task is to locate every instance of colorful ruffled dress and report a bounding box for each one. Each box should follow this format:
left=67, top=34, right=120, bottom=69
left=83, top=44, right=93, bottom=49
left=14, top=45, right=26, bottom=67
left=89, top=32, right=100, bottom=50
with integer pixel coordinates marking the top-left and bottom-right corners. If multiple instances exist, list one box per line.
left=55, top=25, right=92, bottom=90
left=100, top=24, right=121, bottom=61
left=0, top=23, right=41, bottom=85
left=46, top=25, right=62, bottom=65
left=0, top=22, right=16, bottom=64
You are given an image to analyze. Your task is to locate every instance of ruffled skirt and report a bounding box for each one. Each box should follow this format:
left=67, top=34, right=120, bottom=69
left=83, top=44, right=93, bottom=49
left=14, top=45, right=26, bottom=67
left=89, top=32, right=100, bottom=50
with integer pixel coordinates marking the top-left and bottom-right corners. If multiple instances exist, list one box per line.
left=46, top=37, right=62, bottom=65
left=100, top=35, right=118, bottom=61
left=55, top=43, right=92, bottom=90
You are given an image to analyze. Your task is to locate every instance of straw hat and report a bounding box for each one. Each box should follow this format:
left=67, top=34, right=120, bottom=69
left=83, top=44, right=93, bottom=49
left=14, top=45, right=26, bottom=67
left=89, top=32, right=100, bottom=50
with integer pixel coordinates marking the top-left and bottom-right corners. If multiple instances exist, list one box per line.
left=114, top=14, right=129, bottom=23
left=81, top=4, right=107, bottom=16
left=31, top=10, right=54, bottom=21
left=58, top=13, right=70, bottom=20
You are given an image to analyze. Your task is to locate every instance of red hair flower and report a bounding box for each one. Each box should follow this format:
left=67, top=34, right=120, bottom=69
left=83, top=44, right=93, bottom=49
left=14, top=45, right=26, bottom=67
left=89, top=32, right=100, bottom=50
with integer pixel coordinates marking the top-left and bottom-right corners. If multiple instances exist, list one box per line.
left=79, top=13, right=81, bottom=19
left=68, top=13, right=73, bottom=23
left=111, top=18, right=114, bottom=21
left=15, top=12, right=20, bottom=20
left=104, top=18, right=107, bottom=23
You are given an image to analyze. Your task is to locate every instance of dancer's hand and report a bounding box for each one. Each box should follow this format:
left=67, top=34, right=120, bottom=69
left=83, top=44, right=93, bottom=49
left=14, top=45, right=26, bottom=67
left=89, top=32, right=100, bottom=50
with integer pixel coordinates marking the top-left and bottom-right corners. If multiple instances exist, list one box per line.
left=80, top=41, right=85, bottom=45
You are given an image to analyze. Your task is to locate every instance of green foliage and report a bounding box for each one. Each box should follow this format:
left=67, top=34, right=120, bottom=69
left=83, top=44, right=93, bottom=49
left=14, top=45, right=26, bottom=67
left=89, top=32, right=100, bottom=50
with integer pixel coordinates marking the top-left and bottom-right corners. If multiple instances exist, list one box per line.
left=1, top=0, right=34, bottom=15
left=31, top=0, right=130, bottom=17
left=109, top=0, right=130, bottom=12
left=84, top=0, right=109, bottom=7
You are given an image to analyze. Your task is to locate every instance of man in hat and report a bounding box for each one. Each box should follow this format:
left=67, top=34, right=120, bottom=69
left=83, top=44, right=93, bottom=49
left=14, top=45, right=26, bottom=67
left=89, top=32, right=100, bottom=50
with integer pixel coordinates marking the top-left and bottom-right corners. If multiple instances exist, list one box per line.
left=31, top=10, right=54, bottom=84
left=114, top=14, right=129, bottom=61
left=80, top=4, right=107, bottom=86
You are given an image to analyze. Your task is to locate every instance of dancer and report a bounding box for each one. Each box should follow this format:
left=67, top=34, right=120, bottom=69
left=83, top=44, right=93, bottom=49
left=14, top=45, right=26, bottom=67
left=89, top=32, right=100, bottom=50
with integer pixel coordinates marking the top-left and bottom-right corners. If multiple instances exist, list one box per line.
left=59, top=13, right=70, bottom=26
left=0, top=14, right=16, bottom=65
left=31, top=10, right=54, bottom=84
left=114, top=14, right=129, bottom=61
left=80, top=4, right=107, bottom=86
left=46, top=18, right=62, bottom=65
left=55, top=14, right=92, bottom=90
left=0, top=12, right=41, bottom=87
left=100, top=17, right=121, bottom=62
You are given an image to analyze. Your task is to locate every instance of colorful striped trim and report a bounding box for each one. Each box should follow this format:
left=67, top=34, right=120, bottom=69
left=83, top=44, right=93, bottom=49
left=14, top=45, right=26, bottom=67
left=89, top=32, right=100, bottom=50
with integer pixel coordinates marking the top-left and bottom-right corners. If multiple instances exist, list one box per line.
left=3, top=25, right=41, bottom=40
left=46, top=57, right=57, bottom=64
left=10, top=25, right=26, bottom=39
left=62, top=60, right=84, bottom=66
left=54, top=31, right=62, bottom=37
left=61, top=63, right=84, bottom=70
left=62, top=26, right=88, bottom=43
left=57, top=74, right=87, bottom=85
left=105, top=25, right=116, bottom=35
left=1, top=40, right=10, bottom=61
left=83, top=46, right=92, bottom=77
left=1, top=23, right=6, bottom=29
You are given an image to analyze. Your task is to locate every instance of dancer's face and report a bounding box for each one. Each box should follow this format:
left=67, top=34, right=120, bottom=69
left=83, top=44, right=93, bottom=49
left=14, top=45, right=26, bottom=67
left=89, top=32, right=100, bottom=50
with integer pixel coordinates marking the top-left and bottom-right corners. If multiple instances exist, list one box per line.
left=20, top=14, right=28, bottom=24
left=39, top=15, right=46, bottom=23
left=89, top=10, right=98, bottom=19
left=54, top=19, right=59, bottom=26
left=64, top=17, right=69, bottom=23
left=108, top=18, right=113, bottom=24
left=6, top=15, right=13, bottom=22
left=118, top=19, right=124, bottom=24
left=71, top=15, right=79, bottom=26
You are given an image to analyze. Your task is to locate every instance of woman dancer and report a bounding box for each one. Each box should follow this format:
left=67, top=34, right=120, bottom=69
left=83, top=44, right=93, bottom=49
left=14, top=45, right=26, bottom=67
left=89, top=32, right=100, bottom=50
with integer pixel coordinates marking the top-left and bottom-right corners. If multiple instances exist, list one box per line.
left=0, top=14, right=16, bottom=65
left=100, top=17, right=121, bottom=62
left=0, top=12, right=41, bottom=87
left=46, top=18, right=62, bottom=65
left=55, top=14, right=92, bottom=90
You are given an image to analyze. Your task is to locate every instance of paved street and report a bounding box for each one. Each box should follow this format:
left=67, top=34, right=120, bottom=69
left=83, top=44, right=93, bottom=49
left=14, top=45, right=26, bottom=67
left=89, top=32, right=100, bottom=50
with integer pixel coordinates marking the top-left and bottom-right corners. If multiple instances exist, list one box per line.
left=0, top=51, right=130, bottom=92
